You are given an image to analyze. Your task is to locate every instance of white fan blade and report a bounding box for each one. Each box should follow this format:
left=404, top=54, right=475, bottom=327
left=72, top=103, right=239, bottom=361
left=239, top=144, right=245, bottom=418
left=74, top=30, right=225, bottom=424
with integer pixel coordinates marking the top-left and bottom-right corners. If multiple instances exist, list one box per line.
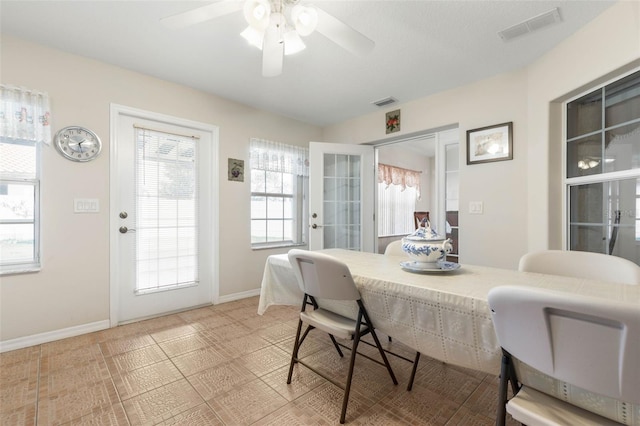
left=262, top=27, right=284, bottom=77
left=161, top=1, right=243, bottom=29
left=315, top=7, right=375, bottom=57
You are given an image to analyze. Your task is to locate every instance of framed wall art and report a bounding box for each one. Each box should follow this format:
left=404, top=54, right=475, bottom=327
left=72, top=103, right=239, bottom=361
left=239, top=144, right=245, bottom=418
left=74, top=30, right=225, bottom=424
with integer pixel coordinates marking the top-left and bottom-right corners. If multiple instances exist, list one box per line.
left=466, top=122, right=513, bottom=165
left=385, top=109, right=401, bottom=134
left=228, top=158, right=244, bottom=182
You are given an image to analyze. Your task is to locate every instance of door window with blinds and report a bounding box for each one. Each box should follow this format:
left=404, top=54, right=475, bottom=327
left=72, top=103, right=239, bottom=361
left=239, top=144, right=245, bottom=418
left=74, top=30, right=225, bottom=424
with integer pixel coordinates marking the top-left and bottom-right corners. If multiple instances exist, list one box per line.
left=135, top=127, right=199, bottom=293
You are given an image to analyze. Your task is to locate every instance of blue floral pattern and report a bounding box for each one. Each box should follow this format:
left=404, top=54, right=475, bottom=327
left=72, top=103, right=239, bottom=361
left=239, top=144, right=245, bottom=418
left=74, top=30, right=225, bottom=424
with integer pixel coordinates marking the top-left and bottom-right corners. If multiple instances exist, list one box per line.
left=401, top=242, right=446, bottom=261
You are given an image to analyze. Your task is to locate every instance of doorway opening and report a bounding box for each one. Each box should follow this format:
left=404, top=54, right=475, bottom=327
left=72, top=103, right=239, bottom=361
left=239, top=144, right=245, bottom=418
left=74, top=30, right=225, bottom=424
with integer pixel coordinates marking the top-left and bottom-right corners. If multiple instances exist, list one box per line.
left=370, top=127, right=459, bottom=261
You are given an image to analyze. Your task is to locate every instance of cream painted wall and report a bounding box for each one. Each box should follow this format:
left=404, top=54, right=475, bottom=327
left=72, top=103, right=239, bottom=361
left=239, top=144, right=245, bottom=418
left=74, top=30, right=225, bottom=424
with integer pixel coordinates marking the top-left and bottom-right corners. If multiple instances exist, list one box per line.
left=324, top=71, right=529, bottom=268
left=0, top=36, right=321, bottom=342
left=322, top=0, right=640, bottom=269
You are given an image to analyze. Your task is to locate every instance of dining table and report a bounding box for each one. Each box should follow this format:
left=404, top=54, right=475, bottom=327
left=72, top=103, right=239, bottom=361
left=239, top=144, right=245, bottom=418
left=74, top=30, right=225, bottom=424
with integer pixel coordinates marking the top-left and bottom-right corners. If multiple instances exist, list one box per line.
left=258, top=248, right=640, bottom=424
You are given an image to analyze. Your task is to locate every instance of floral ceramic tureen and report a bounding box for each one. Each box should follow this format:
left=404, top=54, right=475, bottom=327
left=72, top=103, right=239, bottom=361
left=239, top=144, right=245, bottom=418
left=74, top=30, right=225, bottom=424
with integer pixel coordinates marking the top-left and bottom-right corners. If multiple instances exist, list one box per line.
left=401, top=220, right=453, bottom=264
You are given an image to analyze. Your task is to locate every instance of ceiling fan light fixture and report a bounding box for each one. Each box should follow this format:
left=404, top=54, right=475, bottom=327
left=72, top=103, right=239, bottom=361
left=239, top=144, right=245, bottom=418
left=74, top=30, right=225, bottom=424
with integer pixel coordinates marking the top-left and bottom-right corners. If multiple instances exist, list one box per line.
left=284, top=30, right=306, bottom=55
left=240, top=26, right=264, bottom=49
left=291, top=4, right=318, bottom=36
left=243, top=0, right=271, bottom=30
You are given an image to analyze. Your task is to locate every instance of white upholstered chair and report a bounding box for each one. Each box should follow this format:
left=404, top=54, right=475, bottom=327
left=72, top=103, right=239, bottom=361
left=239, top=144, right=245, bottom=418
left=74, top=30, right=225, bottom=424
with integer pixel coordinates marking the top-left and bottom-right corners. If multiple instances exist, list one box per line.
left=383, top=240, right=404, bottom=256
left=518, top=250, right=640, bottom=285
left=488, top=285, right=640, bottom=426
left=287, top=249, right=398, bottom=424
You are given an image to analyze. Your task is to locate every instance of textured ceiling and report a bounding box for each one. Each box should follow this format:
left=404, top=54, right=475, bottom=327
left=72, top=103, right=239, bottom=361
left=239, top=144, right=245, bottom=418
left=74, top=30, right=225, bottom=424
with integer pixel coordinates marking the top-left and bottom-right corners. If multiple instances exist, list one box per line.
left=0, top=0, right=615, bottom=126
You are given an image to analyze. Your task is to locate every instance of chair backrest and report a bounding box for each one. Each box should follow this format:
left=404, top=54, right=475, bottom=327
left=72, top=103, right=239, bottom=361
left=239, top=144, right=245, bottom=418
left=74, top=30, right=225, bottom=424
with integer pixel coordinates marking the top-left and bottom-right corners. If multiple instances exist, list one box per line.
left=413, top=211, right=429, bottom=229
left=518, top=250, right=640, bottom=285
left=288, top=249, right=361, bottom=301
left=384, top=240, right=404, bottom=256
left=488, top=285, right=640, bottom=404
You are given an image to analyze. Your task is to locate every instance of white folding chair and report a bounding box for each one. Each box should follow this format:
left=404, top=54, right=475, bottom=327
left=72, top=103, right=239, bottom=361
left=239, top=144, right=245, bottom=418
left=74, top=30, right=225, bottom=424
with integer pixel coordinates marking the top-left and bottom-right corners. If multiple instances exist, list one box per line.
left=488, top=285, right=640, bottom=426
left=287, top=249, right=398, bottom=424
left=518, top=250, right=640, bottom=285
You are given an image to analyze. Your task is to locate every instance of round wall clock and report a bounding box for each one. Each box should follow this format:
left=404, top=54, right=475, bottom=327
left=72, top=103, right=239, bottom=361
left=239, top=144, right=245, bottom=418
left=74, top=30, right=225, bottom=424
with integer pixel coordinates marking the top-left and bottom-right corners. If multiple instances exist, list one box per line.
left=54, top=126, right=102, bottom=162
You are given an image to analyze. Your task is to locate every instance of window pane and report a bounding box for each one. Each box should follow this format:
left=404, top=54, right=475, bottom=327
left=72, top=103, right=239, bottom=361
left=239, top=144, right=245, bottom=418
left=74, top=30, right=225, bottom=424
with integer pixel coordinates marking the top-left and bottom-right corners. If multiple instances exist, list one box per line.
left=567, top=89, right=602, bottom=139
left=0, top=141, right=36, bottom=179
left=251, top=220, right=266, bottom=243
left=566, top=134, right=602, bottom=178
left=251, top=169, right=265, bottom=192
left=251, top=196, right=266, bottom=218
left=265, top=171, right=282, bottom=193
left=135, top=128, right=198, bottom=292
left=283, top=197, right=293, bottom=218
left=267, top=196, right=284, bottom=219
left=569, top=178, right=639, bottom=263
left=0, top=183, right=34, bottom=220
left=266, top=219, right=283, bottom=241
left=605, top=71, right=640, bottom=128
left=282, top=173, right=293, bottom=195
left=0, top=223, right=34, bottom=263
left=604, top=121, right=640, bottom=173
left=324, top=154, right=336, bottom=176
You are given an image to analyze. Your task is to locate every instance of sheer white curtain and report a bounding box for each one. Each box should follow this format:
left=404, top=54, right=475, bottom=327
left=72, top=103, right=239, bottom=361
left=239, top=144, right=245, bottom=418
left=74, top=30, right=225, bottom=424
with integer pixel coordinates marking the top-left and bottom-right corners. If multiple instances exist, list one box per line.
left=0, top=84, right=52, bottom=144
left=249, top=138, right=309, bottom=177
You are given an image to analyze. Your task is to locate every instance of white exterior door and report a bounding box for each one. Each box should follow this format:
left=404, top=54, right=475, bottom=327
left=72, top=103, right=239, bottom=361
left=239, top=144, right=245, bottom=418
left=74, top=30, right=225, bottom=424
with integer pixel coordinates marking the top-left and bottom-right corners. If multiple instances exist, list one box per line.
left=308, top=142, right=375, bottom=251
left=110, top=105, right=218, bottom=324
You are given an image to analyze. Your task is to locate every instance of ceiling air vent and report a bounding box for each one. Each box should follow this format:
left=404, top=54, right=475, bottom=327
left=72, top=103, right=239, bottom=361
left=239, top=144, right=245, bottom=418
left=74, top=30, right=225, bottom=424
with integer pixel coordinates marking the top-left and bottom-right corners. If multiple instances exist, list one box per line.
left=372, top=97, right=398, bottom=107
left=498, top=7, right=562, bottom=42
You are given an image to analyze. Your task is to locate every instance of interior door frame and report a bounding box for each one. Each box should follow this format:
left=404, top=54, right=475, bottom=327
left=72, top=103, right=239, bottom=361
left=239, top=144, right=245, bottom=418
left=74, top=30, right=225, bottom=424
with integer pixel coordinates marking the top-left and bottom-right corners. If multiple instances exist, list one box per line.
left=108, top=103, right=219, bottom=326
left=369, top=125, right=459, bottom=252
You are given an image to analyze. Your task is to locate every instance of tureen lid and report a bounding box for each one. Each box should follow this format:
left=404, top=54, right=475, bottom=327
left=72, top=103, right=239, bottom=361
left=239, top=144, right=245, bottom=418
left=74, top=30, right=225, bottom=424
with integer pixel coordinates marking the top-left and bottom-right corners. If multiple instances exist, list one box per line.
left=404, top=221, right=444, bottom=241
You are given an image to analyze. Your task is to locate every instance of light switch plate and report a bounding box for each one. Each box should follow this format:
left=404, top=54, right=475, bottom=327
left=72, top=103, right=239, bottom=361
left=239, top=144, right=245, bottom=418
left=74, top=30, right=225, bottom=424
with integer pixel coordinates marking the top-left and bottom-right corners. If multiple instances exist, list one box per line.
left=74, top=198, right=99, bottom=213
left=469, top=201, right=483, bottom=214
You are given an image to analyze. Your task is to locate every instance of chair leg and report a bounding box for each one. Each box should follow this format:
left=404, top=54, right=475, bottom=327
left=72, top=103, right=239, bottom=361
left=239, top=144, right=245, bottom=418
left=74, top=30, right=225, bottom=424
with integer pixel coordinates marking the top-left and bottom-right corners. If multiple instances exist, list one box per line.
left=407, top=352, right=421, bottom=391
left=287, top=319, right=304, bottom=384
left=329, top=334, right=344, bottom=357
left=340, top=316, right=363, bottom=424
left=359, top=301, right=397, bottom=385
left=496, top=353, right=510, bottom=426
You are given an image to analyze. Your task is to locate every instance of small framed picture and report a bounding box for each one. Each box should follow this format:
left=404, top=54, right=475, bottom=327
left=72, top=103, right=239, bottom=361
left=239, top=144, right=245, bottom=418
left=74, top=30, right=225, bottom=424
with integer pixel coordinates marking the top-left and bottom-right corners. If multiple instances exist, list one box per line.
left=385, top=109, right=401, bottom=134
left=228, top=158, right=244, bottom=182
left=466, top=122, right=513, bottom=165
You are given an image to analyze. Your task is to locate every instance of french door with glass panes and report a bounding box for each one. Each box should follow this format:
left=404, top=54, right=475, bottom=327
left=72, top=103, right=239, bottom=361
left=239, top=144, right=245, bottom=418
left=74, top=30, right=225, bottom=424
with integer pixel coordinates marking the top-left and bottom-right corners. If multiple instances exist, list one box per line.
left=308, top=142, right=374, bottom=252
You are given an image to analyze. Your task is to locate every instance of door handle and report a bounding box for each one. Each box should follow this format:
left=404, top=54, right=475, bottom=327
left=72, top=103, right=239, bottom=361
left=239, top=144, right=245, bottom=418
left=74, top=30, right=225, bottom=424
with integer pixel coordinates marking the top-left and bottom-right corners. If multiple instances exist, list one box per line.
left=119, top=226, right=136, bottom=234
left=311, top=224, right=323, bottom=229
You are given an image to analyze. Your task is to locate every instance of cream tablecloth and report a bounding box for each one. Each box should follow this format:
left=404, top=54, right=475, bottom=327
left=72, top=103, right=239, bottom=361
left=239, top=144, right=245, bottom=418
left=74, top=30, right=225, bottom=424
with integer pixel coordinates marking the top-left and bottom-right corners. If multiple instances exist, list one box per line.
left=258, top=249, right=640, bottom=424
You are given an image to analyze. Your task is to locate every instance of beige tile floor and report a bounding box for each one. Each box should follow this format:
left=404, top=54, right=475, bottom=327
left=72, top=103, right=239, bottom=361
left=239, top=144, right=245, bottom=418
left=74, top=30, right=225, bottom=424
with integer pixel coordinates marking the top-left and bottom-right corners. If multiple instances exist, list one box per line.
left=0, top=296, right=519, bottom=425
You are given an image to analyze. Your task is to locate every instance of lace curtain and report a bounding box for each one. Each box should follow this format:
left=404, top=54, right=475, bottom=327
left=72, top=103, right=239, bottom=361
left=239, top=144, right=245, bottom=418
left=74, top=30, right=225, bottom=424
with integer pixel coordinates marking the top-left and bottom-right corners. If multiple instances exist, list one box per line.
left=378, top=163, right=421, bottom=198
left=0, top=84, right=52, bottom=145
left=249, top=138, right=309, bottom=176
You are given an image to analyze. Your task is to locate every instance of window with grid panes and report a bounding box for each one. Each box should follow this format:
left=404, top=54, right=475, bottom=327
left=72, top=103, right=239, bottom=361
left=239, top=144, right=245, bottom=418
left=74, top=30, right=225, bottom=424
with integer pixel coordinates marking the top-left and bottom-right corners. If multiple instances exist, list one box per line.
left=565, top=69, right=640, bottom=264
left=0, top=139, right=40, bottom=273
left=250, top=139, right=308, bottom=248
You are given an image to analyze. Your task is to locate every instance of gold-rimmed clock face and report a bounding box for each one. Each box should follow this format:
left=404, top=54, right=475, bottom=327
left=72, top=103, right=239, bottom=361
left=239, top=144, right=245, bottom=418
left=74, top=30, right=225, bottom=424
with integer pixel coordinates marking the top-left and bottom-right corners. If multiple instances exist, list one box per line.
left=55, top=126, right=102, bottom=162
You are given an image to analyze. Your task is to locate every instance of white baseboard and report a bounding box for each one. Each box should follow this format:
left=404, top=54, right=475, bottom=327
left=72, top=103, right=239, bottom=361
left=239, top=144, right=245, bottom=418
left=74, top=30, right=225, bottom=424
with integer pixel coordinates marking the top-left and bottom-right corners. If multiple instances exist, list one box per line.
left=0, top=320, right=110, bottom=353
left=1, top=291, right=260, bottom=353
left=217, top=288, right=261, bottom=304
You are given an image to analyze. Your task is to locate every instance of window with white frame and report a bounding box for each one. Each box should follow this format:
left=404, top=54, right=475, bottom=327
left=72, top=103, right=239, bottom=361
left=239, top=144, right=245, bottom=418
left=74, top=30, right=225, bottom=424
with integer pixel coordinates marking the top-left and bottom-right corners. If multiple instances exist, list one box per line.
left=377, top=163, right=421, bottom=236
left=564, top=69, right=640, bottom=264
left=0, top=84, right=51, bottom=274
left=250, top=138, right=308, bottom=247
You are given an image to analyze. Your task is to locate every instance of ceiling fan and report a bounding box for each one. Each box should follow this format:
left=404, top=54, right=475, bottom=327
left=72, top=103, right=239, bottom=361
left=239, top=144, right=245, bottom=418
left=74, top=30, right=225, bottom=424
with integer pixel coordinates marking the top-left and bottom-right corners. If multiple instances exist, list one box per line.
left=161, top=0, right=375, bottom=77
